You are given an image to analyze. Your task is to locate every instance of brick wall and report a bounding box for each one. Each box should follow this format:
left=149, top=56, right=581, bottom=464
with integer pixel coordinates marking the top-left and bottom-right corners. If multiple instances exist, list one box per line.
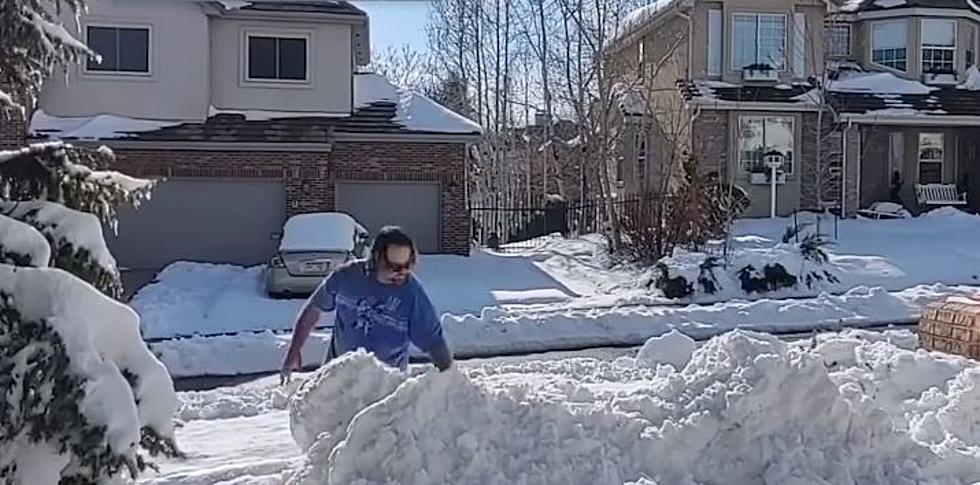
left=843, top=124, right=861, bottom=216
left=692, top=110, right=728, bottom=175
left=0, top=109, right=26, bottom=149
left=108, top=140, right=470, bottom=255
left=799, top=112, right=820, bottom=209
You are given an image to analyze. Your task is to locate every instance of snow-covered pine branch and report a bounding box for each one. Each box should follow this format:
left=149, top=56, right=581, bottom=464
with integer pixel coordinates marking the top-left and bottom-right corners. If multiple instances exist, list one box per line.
left=0, top=0, right=93, bottom=111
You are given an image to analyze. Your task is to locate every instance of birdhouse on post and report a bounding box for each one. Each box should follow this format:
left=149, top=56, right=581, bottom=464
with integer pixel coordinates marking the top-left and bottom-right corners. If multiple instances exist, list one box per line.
left=762, top=150, right=785, bottom=218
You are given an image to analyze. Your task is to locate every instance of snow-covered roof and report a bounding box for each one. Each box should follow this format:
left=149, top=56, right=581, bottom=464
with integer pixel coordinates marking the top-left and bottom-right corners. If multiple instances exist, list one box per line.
left=827, top=71, right=936, bottom=95
left=354, top=73, right=482, bottom=134
left=279, top=212, right=367, bottom=253
left=610, top=0, right=684, bottom=49
left=842, top=0, right=979, bottom=12
left=30, top=110, right=181, bottom=140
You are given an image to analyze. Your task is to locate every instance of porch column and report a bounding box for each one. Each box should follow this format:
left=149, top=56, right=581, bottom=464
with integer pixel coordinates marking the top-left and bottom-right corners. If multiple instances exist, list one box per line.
left=842, top=123, right=861, bottom=217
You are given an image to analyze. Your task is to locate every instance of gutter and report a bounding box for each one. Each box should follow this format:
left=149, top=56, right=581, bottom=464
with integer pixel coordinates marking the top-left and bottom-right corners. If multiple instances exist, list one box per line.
left=839, top=113, right=980, bottom=126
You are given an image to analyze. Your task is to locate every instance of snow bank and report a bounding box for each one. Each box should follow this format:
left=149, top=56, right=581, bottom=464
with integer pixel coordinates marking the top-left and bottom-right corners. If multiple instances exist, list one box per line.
left=279, top=212, right=363, bottom=253
left=635, top=329, right=695, bottom=370
left=0, top=265, right=177, bottom=477
left=284, top=331, right=980, bottom=484
left=0, top=214, right=51, bottom=266
left=288, top=350, right=407, bottom=451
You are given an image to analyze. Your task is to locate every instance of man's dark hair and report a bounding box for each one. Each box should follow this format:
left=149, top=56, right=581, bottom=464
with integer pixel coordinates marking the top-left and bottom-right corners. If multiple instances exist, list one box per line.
left=370, top=226, right=417, bottom=262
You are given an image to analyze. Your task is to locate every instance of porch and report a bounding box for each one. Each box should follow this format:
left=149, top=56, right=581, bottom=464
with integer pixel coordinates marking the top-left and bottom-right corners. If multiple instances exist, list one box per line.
left=856, top=124, right=980, bottom=214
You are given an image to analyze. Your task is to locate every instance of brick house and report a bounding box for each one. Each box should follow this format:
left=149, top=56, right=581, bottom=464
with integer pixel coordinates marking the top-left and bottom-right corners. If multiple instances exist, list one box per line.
left=609, top=0, right=980, bottom=218
left=12, top=0, right=480, bottom=291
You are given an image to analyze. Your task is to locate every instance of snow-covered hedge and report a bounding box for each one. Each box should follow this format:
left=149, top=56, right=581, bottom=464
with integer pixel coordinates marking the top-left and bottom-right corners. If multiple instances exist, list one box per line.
left=650, top=234, right=840, bottom=301
left=0, top=265, right=178, bottom=482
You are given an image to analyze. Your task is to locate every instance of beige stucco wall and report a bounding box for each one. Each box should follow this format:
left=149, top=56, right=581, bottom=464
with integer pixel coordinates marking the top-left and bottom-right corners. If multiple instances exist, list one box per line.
left=209, top=17, right=352, bottom=114
left=38, top=0, right=210, bottom=121
left=686, top=0, right=825, bottom=82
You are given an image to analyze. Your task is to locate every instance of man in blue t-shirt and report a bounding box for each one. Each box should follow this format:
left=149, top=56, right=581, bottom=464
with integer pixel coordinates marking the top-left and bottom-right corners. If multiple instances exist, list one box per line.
left=280, top=226, right=453, bottom=382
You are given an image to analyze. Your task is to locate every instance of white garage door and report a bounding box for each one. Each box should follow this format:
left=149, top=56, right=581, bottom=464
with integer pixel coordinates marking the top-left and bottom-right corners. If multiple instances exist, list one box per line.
left=107, top=178, right=286, bottom=271
left=335, top=182, right=441, bottom=253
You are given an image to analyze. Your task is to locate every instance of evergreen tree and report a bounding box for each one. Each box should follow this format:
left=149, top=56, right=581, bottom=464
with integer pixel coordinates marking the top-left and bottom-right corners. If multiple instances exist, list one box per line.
left=0, top=0, right=179, bottom=483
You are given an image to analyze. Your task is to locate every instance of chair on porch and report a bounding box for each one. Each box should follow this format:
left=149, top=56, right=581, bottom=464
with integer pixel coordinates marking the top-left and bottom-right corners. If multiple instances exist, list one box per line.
left=915, top=183, right=968, bottom=206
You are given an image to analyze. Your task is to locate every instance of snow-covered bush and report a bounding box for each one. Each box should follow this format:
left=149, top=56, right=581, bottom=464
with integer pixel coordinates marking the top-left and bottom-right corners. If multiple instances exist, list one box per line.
left=651, top=235, right=841, bottom=301
left=0, top=0, right=177, bottom=482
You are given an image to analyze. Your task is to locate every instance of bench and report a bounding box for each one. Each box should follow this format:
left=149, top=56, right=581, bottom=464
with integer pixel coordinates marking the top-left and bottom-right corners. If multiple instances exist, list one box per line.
left=915, top=183, right=967, bottom=206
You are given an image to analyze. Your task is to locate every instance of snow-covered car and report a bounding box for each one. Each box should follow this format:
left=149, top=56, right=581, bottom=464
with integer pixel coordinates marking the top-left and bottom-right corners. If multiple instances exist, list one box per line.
left=266, top=212, right=370, bottom=298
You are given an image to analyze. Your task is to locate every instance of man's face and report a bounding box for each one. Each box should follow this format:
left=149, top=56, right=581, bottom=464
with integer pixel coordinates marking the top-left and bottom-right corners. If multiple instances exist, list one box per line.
left=377, top=245, right=414, bottom=285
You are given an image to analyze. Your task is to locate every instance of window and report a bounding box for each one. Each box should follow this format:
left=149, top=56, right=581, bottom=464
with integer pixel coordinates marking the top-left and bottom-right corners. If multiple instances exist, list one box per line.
left=738, top=115, right=795, bottom=175
left=825, top=22, right=851, bottom=58
left=246, top=34, right=308, bottom=81
left=967, top=23, right=977, bottom=67
left=871, top=20, right=907, bottom=71
left=707, top=9, right=723, bottom=76
left=889, top=131, right=904, bottom=179
left=634, top=131, right=647, bottom=180
left=918, top=133, right=944, bottom=184
left=638, top=38, right=646, bottom=80
left=733, top=13, right=787, bottom=70
left=921, top=19, right=956, bottom=73
left=85, top=26, right=149, bottom=74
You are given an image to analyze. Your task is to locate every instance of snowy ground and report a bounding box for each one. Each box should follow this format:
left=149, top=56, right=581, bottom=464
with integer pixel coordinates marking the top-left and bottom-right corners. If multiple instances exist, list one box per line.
left=134, top=209, right=980, bottom=377
left=140, top=329, right=980, bottom=485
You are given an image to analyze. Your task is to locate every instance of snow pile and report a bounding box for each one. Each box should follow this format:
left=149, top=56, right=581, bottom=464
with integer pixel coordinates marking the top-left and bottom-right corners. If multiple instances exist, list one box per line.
left=288, top=350, right=407, bottom=451
left=960, top=66, right=980, bottom=91
left=0, top=265, right=177, bottom=480
left=0, top=215, right=51, bottom=266
left=283, top=331, right=980, bottom=484
left=30, top=109, right=181, bottom=140
left=635, top=329, right=695, bottom=370
left=841, top=0, right=907, bottom=12
left=279, top=212, right=365, bottom=253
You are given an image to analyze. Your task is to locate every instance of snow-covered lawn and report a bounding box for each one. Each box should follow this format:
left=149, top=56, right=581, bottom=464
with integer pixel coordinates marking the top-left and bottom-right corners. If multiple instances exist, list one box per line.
left=140, top=329, right=980, bottom=484
left=133, top=209, right=980, bottom=377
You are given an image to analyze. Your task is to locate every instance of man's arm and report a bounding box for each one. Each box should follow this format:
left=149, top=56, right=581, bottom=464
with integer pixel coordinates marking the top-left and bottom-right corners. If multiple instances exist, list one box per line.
left=408, top=282, right=454, bottom=371
left=282, top=270, right=340, bottom=378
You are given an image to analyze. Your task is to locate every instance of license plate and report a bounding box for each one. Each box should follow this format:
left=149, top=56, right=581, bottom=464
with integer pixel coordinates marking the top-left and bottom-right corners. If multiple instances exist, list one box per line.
left=303, top=261, right=328, bottom=272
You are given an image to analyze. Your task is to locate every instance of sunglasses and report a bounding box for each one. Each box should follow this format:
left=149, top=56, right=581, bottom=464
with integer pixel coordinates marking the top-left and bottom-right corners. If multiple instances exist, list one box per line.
left=382, top=253, right=414, bottom=273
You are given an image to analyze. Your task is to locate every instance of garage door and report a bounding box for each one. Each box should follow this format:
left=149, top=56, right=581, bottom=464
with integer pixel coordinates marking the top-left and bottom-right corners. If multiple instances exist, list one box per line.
left=107, top=178, right=286, bottom=271
left=335, top=182, right=440, bottom=253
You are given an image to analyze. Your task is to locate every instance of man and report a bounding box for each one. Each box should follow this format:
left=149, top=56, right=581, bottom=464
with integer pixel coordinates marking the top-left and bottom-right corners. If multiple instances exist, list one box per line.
left=281, top=226, right=453, bottom=382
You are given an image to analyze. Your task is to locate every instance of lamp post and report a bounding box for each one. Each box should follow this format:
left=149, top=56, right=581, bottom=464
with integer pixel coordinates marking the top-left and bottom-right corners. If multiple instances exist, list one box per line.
left=762, top=151, right=785, bottom=218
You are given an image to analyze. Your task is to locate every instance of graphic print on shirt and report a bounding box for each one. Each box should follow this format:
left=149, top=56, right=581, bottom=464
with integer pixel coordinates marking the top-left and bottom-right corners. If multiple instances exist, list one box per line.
left=335, top=294, right=407, bottom=335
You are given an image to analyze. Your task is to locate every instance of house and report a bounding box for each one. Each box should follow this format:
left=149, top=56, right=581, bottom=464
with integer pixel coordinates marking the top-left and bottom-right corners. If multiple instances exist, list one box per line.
left=609, top=0, right=980, bottom=217
left=607, top=0, right=829, bottom=218
left=829, top=0, right=980, bottom=213
left=8, top=0, right=481, bottom=291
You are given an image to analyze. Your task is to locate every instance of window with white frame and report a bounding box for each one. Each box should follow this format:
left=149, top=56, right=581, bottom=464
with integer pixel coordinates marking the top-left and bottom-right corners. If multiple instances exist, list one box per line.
left=634, top=131, right=647, bottom=180
left=246, top=34, right=308, bottom=81
left=871, top=20, right=907, bottom=71
left=638, top=38, right=646, bottom=80
left=85, top=26, right=149, bottom=74
left=825, top=22, right=851, bottom=58
left=738, top=115, right=794, bottom=175
left=921, top=19, right=956, bottom=73
left=966, top=23, right=977, bottom=67
left=918, top=133, right=944, bottom=184
left=733, top=13, right=787, bottom=70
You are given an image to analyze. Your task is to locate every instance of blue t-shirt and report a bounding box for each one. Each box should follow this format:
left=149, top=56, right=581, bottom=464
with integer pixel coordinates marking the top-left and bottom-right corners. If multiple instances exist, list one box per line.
left=309, top=260, right=446, bottom=370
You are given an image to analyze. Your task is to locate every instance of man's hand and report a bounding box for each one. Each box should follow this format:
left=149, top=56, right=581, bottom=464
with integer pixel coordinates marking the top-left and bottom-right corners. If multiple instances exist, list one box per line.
left=280, top=349, right=302, bottom=385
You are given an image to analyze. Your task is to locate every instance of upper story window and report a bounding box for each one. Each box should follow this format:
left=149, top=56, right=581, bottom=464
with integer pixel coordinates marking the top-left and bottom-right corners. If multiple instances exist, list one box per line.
left=634, top=131, right=647, bottom=180
left=638, top=38, right=646, bottom=80
left=825, top=22, right=851, bottom=58
left=733, top=13, right=787, bottom=70
left=246, top=33, right=308, bottom=82
left=85, top=26, right=150, bottom=74
left=921, top=19, right=956, bottom=73
left=871, top=20, right=907, bottom=71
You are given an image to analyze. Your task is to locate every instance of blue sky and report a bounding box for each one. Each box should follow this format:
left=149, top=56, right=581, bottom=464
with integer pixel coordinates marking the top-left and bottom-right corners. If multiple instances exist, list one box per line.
left=350, top=1, right=432, bottom=54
